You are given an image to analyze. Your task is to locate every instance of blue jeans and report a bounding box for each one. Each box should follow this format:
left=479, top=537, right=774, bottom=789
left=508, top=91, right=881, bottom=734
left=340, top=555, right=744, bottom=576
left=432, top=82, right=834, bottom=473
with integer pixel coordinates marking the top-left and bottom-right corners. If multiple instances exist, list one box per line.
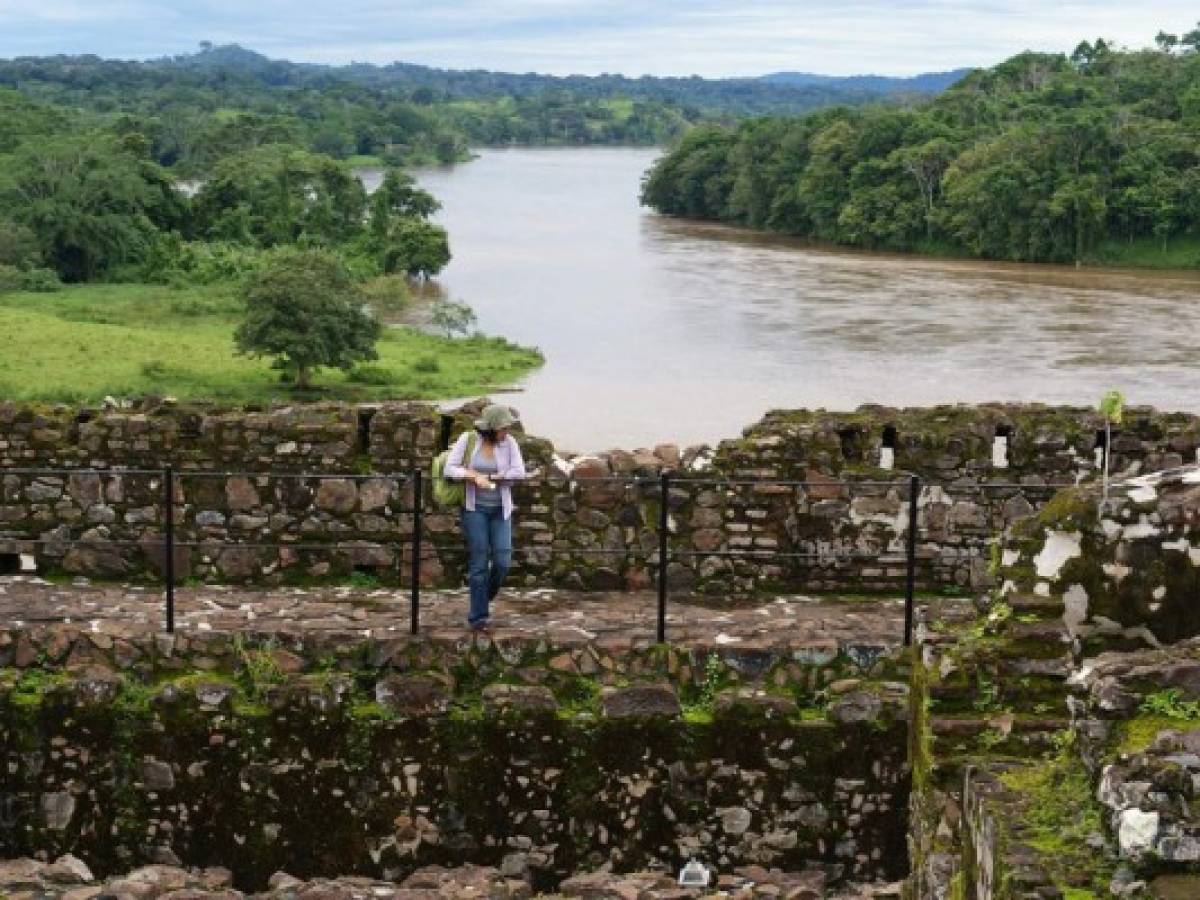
left=461, top=505, right=512, bottom=625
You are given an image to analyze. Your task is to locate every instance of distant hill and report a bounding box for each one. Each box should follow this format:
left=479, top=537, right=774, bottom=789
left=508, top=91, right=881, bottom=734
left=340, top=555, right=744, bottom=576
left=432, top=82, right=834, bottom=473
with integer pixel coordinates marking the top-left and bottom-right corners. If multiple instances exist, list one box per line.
left=145, top=44, right=968, bottom=116
left=759, top=69, right=971, bottom=94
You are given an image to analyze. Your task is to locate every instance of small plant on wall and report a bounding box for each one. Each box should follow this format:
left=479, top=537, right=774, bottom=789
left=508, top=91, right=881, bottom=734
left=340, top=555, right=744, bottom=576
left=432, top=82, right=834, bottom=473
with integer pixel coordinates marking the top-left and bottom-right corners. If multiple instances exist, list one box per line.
left=1098, top=389, right=1125, bottom=509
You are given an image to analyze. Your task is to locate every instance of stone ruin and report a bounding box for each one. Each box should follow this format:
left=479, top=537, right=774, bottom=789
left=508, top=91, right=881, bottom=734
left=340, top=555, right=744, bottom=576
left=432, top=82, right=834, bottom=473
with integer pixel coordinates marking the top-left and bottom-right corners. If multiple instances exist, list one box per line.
left=2, top=400, right=1200, bottom=897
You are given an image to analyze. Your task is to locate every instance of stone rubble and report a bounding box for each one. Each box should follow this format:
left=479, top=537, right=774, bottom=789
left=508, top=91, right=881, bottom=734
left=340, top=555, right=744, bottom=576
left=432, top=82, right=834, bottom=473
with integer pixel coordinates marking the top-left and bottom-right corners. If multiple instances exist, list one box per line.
left=0, top=858, right=905, bottom=900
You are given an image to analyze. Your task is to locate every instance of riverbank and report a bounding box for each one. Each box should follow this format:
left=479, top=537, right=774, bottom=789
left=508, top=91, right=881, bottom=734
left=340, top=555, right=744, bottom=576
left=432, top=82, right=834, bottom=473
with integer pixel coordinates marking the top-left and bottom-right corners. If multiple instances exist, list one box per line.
left=0, top=283, right=543, bottom=404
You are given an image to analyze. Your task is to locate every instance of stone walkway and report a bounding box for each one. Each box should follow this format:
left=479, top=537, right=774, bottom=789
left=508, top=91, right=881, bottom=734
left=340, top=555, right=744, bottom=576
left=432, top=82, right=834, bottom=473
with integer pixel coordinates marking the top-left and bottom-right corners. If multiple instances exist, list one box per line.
left=0, top=576, right=972, bottom=653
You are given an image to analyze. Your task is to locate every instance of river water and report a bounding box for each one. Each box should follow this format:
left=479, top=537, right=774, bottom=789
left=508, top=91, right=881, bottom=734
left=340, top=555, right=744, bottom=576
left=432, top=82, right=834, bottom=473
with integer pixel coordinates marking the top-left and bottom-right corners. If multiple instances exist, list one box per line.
left=366, top=149, right=1200, bottom=452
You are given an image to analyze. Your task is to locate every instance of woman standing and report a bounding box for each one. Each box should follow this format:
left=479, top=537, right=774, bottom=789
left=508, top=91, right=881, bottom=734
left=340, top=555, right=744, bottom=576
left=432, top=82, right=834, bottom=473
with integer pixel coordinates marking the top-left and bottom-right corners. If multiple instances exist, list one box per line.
left=443, top=404, right=526, bottom=631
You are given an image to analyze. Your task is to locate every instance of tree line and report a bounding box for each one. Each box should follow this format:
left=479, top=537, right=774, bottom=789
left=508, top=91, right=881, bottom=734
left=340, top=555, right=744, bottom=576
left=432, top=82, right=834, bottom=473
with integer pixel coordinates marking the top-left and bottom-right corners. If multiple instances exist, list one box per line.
left=642, top=32, right=1200, bottom=266
left=0, top=43, right=962, bottom=174
left=0, top=87, right=451, bottom=286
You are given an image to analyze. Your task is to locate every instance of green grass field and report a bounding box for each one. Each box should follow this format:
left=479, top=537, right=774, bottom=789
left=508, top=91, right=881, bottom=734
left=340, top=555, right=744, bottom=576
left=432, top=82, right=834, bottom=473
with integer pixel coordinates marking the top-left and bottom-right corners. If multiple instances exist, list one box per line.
left=0, top=283, right=543, bottom=404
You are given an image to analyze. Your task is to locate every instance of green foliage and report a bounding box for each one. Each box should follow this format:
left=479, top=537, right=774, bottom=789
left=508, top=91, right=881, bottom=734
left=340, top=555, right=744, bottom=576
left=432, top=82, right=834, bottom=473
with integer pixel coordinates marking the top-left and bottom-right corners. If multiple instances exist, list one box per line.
left=0, top=134, right=186, bottom=280
left=1099, top=389, right=1125, bottom=425
left=361, top=275, right=412, bottom=313
left=348, top=570, right=382, bottom=588
left=412, top=355, right=441, bottom=373
left=346, top=364, right=396, bottom=386
left=380, top=219, right=451, bottom=279
left=430, top=298, right=478, bottom=338
left=0, top=219, right=40, bottom=268
left=233, top=636, right=286, bottom=702
left=0, top=46, right=953, bottom=171
left=1139, top=688, right=1200, bottom=720
left=644, top=38, right=1200, bottom=266
left=234, top=249, right=382, bottom=388
left=191, top=145, right=368, bottom=248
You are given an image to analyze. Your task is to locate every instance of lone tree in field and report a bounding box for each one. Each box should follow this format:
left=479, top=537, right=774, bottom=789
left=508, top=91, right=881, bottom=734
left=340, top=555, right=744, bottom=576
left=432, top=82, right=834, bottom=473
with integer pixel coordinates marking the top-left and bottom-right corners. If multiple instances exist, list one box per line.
left=235, top=249, right=381, bottom=389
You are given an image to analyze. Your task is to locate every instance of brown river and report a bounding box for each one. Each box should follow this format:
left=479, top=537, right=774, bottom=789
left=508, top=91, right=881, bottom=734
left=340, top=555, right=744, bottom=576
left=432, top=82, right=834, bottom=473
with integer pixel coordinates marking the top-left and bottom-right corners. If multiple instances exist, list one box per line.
left=369, top=148, right=1200, bottom=452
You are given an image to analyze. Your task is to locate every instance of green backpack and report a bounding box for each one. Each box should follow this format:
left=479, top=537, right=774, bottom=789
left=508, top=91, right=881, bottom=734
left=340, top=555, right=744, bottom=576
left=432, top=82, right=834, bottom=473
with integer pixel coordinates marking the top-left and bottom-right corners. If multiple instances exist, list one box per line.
left=431, top=432, right=478, bottom=509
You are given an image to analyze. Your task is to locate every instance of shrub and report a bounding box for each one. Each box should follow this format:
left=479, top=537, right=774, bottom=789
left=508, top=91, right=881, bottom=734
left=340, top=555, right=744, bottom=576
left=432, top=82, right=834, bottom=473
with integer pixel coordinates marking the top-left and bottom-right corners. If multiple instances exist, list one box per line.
left=362, top=275, right=412, bottom=313
left=412, top=355, right=441, bottom=373
left=20, top=267, right=63, bottom=292
left=0, top=264, right=23, bottom=293
left=430, top=298, right=477, bottom=338
left=346, top=364, right=396, bottom=385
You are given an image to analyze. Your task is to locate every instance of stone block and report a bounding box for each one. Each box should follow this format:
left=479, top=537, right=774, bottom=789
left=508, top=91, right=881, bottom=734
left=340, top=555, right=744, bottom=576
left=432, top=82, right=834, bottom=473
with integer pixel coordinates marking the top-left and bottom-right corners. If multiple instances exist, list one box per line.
left=601, top=683, right=680, bottom=718
left=481, top=683, right=557, bottom=714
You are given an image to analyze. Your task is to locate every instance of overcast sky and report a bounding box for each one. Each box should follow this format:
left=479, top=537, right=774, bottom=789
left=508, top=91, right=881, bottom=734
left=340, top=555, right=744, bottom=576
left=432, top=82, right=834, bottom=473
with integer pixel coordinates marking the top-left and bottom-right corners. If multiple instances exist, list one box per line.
left=0, top=0, right=1197, bottom=77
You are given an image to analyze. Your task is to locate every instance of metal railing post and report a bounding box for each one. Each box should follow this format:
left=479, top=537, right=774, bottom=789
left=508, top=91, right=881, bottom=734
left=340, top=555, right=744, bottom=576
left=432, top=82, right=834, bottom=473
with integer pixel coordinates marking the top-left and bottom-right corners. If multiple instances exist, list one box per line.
left=657, top=471, right=670, bottom=644
left=410, top=468, right=422, bottom=636
left=904, top=474, right=920, bottom=647
left=163, top=465, right=175, bottom=634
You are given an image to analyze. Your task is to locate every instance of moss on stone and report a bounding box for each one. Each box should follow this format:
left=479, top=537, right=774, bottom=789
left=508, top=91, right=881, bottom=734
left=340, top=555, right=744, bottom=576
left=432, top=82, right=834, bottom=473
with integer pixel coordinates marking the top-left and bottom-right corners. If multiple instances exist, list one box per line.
left=997, top=754, right=1112, bottom=895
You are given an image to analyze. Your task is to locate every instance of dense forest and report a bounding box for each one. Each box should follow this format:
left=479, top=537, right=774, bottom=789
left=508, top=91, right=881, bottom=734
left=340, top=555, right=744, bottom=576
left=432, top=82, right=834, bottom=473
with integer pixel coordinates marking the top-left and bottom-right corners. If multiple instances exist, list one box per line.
left=643, top=31, right=1200, bottom=266
left=0, top=45, right=960, bottom=172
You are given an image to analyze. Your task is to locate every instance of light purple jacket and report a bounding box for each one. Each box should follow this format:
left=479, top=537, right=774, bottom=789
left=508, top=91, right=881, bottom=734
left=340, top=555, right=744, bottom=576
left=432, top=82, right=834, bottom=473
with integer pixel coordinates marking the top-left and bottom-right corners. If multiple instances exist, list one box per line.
left=443, top=433, right=527, bottom=519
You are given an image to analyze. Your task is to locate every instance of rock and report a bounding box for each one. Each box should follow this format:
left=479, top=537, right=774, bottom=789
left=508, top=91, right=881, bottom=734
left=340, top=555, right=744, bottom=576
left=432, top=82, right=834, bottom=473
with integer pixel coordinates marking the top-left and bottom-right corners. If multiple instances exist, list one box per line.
left=268, top=872, right=303, bottom=890
left=41, top=791, right=76, bottom=830
left=481, top=683, right=557, bottom=715
left=1150, top=874, right=1200, bottom=900
left=713, top=690, right=798, bottom=719
left=358, top=479, right=393, bottom=512
left=141, top=758, right=175, bottom=791
left=1119, top=808, right=1160, bottom=857
left=375, top=674, right=450, bottom=714
left=225, top=477, right=259, bottom=511
left=830, top=691, right=884, bottom=724
left=601, top=683, right=680, bottom=718
left=315, top=479, right=358, bottom=515
left=216, top=547, right=260, bottom=579
left=719, top=806, right=753, bottom=835
left=193, top=682, right=235, bottom=710
left=45, top=855, right=94, bottom=884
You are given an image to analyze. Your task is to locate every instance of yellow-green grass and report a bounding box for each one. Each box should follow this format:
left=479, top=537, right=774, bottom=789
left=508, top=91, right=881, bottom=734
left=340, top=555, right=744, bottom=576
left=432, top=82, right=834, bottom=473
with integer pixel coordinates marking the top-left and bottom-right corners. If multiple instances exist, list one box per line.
left=0, top=283, right=543, bottom=404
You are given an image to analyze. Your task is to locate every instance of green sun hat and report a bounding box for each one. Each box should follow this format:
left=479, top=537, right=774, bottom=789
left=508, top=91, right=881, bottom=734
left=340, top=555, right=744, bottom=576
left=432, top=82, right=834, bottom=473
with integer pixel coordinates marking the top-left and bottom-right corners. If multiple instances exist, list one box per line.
left=474, top=403, right=518, bottom=431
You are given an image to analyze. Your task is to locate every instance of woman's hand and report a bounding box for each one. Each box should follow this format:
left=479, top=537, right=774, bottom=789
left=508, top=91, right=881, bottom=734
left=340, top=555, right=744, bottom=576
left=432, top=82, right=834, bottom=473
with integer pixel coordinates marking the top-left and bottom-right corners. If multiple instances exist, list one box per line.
left=473, top=473, right=494, bottom=489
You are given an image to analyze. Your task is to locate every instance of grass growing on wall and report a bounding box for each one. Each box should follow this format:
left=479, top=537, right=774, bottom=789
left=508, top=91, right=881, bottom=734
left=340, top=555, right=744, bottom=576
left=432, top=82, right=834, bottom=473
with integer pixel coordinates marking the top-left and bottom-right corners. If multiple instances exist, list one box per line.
left=0, top=283, right=543, bottom=403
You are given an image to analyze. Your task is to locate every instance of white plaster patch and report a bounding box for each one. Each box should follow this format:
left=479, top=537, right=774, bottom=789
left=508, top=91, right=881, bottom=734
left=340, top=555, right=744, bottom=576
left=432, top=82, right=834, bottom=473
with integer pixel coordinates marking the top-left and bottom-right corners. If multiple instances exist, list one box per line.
left=1162, top=539, right=1190, bottom=553
left=714, top=633, right=741, bottom=645
left=19, top=554, right=36, bottom=572
left=1153, top=586, right=1167, bottom=601
left=1103, top=564, right=1131, bottom=583
left=1034, top=581, right=1051, bottom=597
left=1128, top=484, right=1158, bottom=504
left=1123, top=522, right=1161, bottom=540
left=1062, top=584, right=1089, bottom=636
left=992, top=435, right=1009, bottom=469
left=1001, top=550, right=1020, bottom=568
left=1119, top=808, right=1160, bottom=856
left=1101, top=519, right=1122, bottom=540
left=1186, top=466, right=1200, bottom=483
left=879, top=447, right=894, bottom=470
left=1191, top=547, right=1200, bottom=567
left=1034, top=531, right=1081, bottom=580
left=1000, top=579, right=1016, bottom=597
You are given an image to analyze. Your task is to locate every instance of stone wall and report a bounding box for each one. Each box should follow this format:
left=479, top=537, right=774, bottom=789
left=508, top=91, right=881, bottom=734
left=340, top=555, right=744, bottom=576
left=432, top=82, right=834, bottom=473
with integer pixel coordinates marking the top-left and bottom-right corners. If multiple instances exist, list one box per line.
left=0, top=622, right=910, bottom=891
left=3, top=400, right=1199, bottom=593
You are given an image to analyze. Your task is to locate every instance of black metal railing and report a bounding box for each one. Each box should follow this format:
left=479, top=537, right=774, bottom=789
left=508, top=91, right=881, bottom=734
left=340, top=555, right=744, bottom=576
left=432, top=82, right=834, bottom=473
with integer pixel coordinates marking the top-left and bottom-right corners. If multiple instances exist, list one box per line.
left=0, top=465, right=1065, bottom=646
